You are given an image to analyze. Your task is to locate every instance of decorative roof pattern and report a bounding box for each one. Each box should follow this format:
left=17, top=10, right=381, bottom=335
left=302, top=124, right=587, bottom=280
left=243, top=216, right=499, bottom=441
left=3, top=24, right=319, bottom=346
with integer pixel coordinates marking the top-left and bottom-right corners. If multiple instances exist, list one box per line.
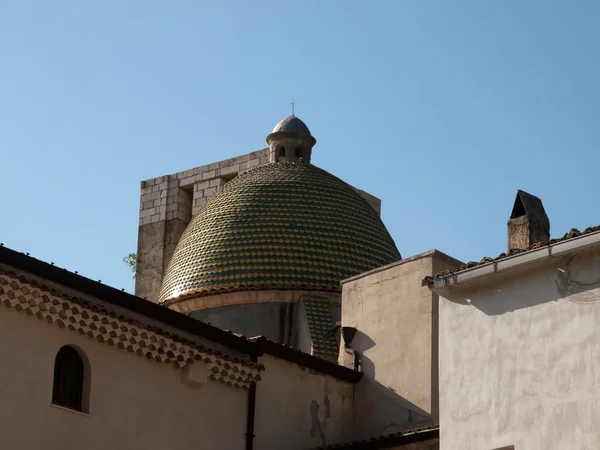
left=1, top=246, right=362, bottom=382
left=158, top=161, right=401, bottom=303
left=424, top=225, right=600, bottom=283
left=0, top=269, right=263, bottom=389
left=271, top=115, right=312, bottom=136
left=303, top=297, right=339, bottom=355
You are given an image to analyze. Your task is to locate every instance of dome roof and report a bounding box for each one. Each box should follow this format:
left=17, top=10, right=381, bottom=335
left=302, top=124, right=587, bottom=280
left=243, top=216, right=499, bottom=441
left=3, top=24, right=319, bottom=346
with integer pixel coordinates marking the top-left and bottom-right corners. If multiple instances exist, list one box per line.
left=271, top=116, right=312, bottom=136
left=158, top=161, right=401, bottom=304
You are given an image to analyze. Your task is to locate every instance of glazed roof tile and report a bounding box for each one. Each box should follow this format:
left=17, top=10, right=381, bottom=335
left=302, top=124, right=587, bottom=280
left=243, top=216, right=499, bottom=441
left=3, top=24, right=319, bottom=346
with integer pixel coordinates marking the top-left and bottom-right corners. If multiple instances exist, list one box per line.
left=303, top=296, right=339, bottom=355
left=159, top=161, right=401, bottom=303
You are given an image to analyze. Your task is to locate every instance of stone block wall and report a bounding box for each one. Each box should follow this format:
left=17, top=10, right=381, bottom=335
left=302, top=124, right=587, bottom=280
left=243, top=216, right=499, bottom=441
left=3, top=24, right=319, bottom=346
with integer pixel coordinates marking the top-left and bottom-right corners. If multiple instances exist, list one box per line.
left=135, top=149, right=269, bottom=301
left=352, top=187, right=382, bottom=215
left=135, top=148, right=384, bottom=302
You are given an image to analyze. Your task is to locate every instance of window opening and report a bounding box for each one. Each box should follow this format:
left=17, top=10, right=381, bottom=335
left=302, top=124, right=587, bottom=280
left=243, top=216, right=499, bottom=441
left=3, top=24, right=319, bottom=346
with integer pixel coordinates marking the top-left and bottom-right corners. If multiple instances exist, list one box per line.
left=52, top=346, right=86, bottom=412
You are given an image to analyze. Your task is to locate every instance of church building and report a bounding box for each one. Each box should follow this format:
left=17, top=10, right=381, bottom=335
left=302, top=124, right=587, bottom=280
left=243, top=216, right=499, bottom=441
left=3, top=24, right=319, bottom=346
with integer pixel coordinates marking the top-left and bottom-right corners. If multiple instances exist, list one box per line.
left=1, top=115, right=599, bottom=450
left=136, top=115, right=401, bottom=361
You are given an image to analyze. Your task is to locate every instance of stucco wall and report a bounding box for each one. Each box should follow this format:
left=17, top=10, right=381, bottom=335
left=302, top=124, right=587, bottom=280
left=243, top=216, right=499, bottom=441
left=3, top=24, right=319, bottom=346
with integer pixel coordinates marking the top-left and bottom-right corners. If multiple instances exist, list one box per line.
left=0, top=306, right=248, bottom=450
left=340, top=251, right=461, bottom=439
left=439, top=246, right=600, bottom=450
left=254, top=354, right=354, bottom=450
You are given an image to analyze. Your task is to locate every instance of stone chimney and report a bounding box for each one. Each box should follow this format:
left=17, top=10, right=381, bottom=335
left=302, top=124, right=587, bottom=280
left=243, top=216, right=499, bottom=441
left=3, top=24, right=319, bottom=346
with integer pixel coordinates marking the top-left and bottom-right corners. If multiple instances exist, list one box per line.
left=508, top=190, right=550, bottom=251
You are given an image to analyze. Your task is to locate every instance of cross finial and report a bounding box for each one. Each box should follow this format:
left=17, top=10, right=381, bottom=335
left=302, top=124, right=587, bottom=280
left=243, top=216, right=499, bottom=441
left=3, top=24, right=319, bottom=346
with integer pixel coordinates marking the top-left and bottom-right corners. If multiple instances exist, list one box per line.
left=290, top=98, right=296, bottom=116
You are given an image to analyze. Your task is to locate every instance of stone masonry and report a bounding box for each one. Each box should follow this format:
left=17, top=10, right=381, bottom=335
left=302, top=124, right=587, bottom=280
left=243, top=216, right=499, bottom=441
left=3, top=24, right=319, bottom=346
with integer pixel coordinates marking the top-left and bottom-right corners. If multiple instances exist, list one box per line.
left=135, top=148, right=382, bottom=302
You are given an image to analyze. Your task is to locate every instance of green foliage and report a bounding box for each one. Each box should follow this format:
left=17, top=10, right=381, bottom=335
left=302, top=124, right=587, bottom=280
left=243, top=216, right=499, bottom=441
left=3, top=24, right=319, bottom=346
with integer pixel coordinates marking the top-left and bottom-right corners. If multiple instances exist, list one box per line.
left=123, top=253, right=137, bottom=278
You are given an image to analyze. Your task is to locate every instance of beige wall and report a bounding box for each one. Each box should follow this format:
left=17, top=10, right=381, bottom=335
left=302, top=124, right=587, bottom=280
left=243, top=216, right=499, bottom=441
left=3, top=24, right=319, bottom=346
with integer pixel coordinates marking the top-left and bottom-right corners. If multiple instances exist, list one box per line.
left=0, top=306, right=249, bottom=450
left=340, top=251, right=461, bottom=440
left=438, top=246, right=600, bottom=450
left=0, top=266, right=360, bottom=450
left=254, top=354, right=354, bottom=450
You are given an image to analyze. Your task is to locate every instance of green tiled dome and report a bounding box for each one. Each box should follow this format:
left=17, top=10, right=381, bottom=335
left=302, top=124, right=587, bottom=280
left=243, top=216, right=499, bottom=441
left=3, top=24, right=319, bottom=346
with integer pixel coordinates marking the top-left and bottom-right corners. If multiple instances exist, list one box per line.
left=158, top=161, right=401, bottom=304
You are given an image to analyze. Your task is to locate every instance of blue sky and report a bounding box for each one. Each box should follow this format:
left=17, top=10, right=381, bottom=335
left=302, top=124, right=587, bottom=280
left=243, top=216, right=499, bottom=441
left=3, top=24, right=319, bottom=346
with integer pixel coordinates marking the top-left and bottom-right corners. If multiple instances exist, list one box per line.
left=1, top=1, right=598, bottom=293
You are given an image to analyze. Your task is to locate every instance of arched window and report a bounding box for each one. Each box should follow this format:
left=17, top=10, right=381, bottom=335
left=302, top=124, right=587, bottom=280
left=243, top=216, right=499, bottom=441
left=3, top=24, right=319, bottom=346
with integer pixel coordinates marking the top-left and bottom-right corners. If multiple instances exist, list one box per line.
left=52, top=346, right=88, bottom=412
left=277, top=147, right=285, bottom=160
left=294, top=147, right=303, bottom=159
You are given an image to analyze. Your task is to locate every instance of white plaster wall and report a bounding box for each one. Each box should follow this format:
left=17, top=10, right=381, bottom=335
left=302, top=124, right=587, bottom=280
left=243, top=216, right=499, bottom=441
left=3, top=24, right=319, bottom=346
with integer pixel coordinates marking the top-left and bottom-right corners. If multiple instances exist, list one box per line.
left=439, top=247, right=600, bottom=450
left=0, top=307, right=247, bottom=450
left=254, top=354, right=354, bottom=450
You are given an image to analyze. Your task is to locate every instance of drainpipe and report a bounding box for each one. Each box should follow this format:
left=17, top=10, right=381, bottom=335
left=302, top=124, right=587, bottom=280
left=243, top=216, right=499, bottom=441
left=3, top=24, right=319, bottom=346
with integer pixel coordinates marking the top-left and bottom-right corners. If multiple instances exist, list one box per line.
left=245, top=355, right=257, bottom=450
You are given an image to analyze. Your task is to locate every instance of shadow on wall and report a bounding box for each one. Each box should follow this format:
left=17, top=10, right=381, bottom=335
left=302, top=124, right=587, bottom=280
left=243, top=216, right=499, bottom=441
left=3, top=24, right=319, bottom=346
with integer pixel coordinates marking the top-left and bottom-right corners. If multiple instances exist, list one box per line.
left=310, top=395, right=331, bottom=446
left=460, top=252, right=600, bottom=317
left=351, top=330, right=433, bottom=439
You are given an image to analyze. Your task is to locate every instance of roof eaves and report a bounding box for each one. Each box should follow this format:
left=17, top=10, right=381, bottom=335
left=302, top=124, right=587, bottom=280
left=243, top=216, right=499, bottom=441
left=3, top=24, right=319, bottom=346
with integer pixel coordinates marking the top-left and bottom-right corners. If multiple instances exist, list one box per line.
left=0, top=245, right=259, bottom=356
left=249, top=336, right=362, bottom=383
left=307, top=426, right=439, bottom=449
left=425, top=226, right=600, bottom=290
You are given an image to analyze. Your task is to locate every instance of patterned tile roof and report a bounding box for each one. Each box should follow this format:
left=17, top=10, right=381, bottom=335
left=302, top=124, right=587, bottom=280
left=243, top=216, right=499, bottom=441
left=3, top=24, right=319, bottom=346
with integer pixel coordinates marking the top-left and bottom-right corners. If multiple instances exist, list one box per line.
left=424, top=225, right=600, bottom=284
left=0, top=268, right=263, bottom=389
left=0, top=245, right=364, bottom=383
left=159, top=161, right=401, bottom=303
left=303, top=297, right=339, bottom=355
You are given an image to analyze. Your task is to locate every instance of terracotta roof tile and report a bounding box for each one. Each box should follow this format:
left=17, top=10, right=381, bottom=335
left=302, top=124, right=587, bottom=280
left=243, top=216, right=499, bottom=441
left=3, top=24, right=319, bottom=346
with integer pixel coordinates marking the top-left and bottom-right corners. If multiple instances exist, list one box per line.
left=423, top=225, right=600, bottom=285
left=308, top=425, right=439, bottom=449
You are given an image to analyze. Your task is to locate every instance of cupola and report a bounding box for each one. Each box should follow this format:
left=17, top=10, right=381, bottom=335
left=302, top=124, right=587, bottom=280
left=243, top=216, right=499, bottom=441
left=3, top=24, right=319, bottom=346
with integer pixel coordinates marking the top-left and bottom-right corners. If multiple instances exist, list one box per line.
left=266, top=116, right=316, bottom=163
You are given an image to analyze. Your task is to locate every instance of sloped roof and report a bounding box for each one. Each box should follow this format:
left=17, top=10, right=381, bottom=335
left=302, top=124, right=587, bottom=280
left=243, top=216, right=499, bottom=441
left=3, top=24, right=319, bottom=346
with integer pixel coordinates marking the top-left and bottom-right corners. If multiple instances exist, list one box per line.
left=423, top=225, right=600, bottom=284
left=308, top=426, right=439, bottom=449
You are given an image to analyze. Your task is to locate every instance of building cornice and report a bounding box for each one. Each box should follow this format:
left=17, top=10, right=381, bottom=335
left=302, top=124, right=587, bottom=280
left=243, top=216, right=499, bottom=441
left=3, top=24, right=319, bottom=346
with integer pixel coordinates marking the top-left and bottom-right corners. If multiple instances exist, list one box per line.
left=0, top=246, right=258, bottom=355
left=0, top=269, right=262, bottom=390
left=0, top=245, right=365, bottom=384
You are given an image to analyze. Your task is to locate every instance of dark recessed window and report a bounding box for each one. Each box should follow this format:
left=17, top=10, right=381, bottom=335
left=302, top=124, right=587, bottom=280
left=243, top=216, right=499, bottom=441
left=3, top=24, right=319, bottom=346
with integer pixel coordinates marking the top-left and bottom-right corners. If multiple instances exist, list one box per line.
left=295, top=147, right=302, bottom=159
left=52, top=346, right=87, bottom=412
left=278, top=147, right=285, bottom=159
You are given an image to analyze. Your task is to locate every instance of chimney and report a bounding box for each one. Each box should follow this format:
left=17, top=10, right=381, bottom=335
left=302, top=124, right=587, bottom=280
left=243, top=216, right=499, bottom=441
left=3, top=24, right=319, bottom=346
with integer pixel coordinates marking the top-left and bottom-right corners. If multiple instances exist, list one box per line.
left=508, top=190, right=550, bottom=251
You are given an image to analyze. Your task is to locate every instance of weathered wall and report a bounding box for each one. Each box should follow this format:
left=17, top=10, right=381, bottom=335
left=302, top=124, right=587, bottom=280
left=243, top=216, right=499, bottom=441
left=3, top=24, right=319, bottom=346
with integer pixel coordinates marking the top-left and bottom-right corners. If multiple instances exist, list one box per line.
left=0, top=306, right=248, bottom=450
left=438, top=246, right=600, bottom=450
left=191, top=302, right=295, bottom=343
left=254, top=354, right=354, bottom=450
left=340, top=251, right=461, bottom=439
